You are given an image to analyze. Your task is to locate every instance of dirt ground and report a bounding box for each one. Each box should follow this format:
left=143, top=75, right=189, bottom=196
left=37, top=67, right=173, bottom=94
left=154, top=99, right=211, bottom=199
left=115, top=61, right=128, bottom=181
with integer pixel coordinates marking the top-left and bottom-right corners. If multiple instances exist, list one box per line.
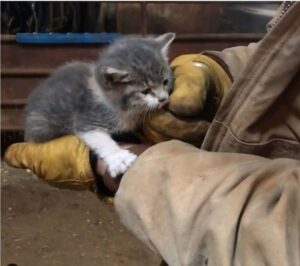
left=1, top=161, right=161, bottom=266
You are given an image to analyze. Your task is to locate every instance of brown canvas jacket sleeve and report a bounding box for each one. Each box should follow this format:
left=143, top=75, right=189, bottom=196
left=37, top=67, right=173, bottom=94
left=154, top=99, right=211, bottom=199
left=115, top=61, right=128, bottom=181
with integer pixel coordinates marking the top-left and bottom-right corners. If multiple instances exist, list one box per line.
left=205, top=42, right=258, bottom=80
left=202, top=2, right=300, bottom=159
left=115, top=140, right=300, bottom=266
left=204, top=2, right=293, bottom=80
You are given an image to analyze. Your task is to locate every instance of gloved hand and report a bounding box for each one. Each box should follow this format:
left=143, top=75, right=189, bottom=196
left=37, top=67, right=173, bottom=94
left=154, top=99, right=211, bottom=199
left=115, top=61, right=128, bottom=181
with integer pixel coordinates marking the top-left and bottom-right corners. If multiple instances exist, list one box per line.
left=4, top=135, right=150, bottom=202
left=4, top=135, right=95, bottom=191
left=143, top=54, right=232, bottom=145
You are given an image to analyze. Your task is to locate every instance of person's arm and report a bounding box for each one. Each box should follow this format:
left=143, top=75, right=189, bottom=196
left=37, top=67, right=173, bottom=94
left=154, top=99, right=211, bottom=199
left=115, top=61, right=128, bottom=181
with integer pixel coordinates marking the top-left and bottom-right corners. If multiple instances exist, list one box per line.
left=142, top=40, right=260, bottom=146
left=205, top=42, right=258, bottom=80
left=207, top=1, right=296, bottom=82
left=115, top=140, right=300, bottom=266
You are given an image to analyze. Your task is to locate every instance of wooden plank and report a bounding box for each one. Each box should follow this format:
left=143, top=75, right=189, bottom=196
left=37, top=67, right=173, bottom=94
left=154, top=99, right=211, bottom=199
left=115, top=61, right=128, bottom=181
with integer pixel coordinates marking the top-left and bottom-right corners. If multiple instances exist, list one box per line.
left=1, top=43, right=106, bottom=69
left=1, top=33, right=263, bottom=69
left=1, top=35, right=16, bottom=42
left=1, top=107, right=25, bottom=131
left=1, top=76, right=44, bottom=102
left=1, top=33, right=263, bottom=42
left=1, top=99, right=27, bottom=107
left=1, top=69, right=53, bottom=76
left=175, top=33, right=262, bottom=42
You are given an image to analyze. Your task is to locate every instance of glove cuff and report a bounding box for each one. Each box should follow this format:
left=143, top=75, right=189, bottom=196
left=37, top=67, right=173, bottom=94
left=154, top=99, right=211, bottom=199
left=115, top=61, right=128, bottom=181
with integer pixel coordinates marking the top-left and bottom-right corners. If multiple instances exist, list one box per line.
left=89, top=150, right=115, bottom=203
left=193, top=54, right=233, bottom=107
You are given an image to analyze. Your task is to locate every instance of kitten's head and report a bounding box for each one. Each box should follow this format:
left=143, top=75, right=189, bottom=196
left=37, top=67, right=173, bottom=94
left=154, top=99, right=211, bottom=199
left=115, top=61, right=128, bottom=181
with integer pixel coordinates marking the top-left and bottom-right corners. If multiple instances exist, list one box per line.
left=96, top=33, right=175, bottom=112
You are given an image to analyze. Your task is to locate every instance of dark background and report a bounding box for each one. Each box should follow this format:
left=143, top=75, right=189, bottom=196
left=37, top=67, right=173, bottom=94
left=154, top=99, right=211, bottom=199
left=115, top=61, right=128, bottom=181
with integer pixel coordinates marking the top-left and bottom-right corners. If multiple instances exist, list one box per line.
left=1, top=2, right=280, bottom=34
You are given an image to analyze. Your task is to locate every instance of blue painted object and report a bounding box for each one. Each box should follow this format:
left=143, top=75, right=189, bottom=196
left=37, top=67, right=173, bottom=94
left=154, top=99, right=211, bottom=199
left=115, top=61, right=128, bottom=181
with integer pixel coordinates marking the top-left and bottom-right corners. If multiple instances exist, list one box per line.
left=16, top=33, right=121, bottom=44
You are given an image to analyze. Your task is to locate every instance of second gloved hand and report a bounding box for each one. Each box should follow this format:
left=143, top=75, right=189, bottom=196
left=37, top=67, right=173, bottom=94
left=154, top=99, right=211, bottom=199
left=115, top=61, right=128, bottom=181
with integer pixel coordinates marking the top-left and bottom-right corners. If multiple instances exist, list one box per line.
left=143, top=54, right=232, bottom=146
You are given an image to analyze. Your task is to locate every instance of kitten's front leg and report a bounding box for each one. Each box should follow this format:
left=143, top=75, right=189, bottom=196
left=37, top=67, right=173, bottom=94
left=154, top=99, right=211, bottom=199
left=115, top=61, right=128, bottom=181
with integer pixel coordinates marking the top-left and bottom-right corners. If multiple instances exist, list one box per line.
left=78, top=130, right=137, bottom=178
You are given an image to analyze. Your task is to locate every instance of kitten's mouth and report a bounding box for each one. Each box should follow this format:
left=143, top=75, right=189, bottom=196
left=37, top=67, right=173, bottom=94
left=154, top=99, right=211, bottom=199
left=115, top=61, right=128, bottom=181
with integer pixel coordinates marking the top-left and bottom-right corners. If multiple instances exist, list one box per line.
left=158, top=100, right=169, bottom=110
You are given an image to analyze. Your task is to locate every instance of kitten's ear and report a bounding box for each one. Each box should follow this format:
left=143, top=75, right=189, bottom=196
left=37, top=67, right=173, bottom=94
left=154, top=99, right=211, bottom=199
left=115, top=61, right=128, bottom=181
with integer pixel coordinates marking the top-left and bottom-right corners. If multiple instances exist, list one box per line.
left=103, top=67, right=130, bottom=83
left=155, top=32, right=176, bottom=58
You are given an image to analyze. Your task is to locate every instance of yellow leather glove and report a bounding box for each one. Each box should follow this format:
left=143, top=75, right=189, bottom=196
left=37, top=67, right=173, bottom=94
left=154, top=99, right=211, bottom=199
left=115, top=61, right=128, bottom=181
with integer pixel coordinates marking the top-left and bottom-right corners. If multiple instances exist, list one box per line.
left=4, top=135, right=96, bottom=191
left=4, top=135, right=146, bottom=204
left=143, top=54, right=232, bottom=145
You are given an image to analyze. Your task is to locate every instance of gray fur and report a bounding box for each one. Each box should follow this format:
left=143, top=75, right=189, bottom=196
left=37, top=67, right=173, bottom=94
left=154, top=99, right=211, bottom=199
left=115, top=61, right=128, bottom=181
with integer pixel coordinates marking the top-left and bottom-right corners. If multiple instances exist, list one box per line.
left=25, top=33, right=175, bottom=142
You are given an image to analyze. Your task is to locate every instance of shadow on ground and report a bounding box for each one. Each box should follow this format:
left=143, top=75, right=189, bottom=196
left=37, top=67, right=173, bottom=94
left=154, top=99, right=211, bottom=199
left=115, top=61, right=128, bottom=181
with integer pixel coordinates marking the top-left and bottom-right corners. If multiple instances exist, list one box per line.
left=1, top=162, right=160, bottom=266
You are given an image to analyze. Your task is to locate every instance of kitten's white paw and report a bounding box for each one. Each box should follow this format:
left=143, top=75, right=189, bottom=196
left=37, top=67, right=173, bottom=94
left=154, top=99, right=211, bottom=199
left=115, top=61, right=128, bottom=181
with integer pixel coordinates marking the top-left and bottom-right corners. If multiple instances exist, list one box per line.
left=103, top=150, right=137, bottom=178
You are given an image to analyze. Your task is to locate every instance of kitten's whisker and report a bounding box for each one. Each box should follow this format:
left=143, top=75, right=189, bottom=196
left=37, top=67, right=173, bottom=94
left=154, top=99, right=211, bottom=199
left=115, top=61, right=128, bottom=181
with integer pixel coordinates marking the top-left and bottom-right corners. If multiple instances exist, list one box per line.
left=142, top=108, right=151, bottom=127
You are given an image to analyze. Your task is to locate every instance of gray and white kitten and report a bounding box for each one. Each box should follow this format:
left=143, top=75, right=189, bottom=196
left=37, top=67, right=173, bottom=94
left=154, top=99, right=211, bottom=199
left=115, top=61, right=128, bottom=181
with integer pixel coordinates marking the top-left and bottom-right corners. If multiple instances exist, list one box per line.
left=25, top=33, right=175, bottom=177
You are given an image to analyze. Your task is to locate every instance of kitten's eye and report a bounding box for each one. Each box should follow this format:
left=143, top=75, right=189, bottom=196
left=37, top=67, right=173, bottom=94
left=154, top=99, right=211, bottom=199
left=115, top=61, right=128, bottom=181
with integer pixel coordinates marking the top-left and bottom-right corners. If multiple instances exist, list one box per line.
left=163, top=79, right=168, bottom=86
left=141, top=88, right=151, bottom=95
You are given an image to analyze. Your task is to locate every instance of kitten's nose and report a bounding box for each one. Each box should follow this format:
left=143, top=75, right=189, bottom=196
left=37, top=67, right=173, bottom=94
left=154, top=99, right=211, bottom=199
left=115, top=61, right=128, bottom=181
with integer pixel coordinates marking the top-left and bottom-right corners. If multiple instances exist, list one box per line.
left=158, top=97, right=169, bottom=109
left=159, top=97, right=168, bottom=103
